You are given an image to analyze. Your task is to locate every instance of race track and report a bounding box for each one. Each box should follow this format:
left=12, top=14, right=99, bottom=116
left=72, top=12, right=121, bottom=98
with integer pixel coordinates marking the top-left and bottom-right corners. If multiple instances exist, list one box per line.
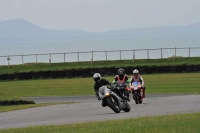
left=0, top=94, right=199, bottom=129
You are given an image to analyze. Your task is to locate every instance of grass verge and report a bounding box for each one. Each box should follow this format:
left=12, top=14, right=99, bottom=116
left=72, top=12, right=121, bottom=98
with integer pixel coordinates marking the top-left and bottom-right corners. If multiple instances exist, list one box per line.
left=0, top=91, right=35, bottom=106
left=0, top=102, right=75, bottom=113
left=0, top=57, right=200, bottom=74
left=0, top=112, right=199, bottom=133
left=0, top=73, right=199, bottom=97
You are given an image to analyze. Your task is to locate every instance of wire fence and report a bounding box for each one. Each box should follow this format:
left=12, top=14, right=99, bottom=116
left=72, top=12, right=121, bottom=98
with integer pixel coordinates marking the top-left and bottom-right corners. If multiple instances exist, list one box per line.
left=0, top=47, right=200, bottom=66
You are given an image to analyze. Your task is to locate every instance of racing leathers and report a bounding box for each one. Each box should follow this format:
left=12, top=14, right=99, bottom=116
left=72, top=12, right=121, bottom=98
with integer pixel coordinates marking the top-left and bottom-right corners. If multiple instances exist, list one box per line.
left=130, top=75, right=146, bottom=98
left=94, top=79, right=111, bottom=107
left=113, top=74, right=130, bottom=101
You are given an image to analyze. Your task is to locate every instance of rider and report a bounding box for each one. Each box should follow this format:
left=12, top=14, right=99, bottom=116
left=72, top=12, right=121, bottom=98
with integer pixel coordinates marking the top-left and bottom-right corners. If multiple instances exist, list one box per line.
left=130, top=69, right=146, bottom=98
left=113, top=68, right=130, bottom=101
left=93, top=73, right=111, bottom=107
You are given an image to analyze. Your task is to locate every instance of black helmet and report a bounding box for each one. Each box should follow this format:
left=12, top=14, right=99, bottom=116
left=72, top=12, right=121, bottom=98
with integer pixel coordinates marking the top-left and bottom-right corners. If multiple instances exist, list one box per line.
left=93, top=73, right=101, bottom=82
left=118, top=68, right=125, bottom=76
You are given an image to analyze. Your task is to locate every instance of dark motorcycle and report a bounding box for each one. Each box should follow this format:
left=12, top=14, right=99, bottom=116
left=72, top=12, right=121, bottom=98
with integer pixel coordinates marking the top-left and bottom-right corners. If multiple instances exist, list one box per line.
left=98, top=86, right=131, bottom=113
left=113, top=81, right=130, bottom=101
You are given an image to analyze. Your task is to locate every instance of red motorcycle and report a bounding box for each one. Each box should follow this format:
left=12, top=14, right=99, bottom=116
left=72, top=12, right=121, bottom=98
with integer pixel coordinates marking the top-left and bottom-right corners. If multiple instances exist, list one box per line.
left=130, top=82, right=144, bottom=104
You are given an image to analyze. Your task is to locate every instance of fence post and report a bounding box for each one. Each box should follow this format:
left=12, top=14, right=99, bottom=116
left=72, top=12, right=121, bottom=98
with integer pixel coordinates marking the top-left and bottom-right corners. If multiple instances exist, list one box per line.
left=49, top=53, right=51, bottom=66
left=7, top=55, right=10, bottom=68
left=64, top=52, right=66, bottom=62
left=91, top=57, right=93, bottom=65
left=175, top=47, right=176, bottom=57
left=133, top=50, right=135, bottom=59
left=189, top=47, right=190, bottom=57
left=105, top=51, right=107, bottom=61
left=22, top=55, right=24, bottom=64
left=147, top=49, right=149, bottom=59
left=161, top=48, right=162, bottom=59
left=36, top=54, right=38, bottom=63
left=120, top=50, right=121, bottom=61
left=92, top=51, right=93, bottom=61
left=77, top=52, right=79, bottom=62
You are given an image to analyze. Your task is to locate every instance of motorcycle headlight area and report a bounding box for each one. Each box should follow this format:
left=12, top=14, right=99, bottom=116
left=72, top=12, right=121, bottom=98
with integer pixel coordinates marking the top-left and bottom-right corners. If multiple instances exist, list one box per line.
left=106, top=92, right=110, bottom=96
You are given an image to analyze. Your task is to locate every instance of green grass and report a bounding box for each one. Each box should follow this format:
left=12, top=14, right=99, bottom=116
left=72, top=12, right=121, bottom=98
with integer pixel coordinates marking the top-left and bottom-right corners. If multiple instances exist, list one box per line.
left=0, top=112, right=199, bottom=133
left=0, top=73, right=199, bottom=97
left=0, top=102, right=75, bottom=113
left=1, top=57, right=200, bottom=74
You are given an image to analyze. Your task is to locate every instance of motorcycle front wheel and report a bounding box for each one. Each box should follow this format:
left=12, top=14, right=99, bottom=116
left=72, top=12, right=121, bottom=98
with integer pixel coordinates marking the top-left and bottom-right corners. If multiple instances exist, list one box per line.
left=106, top=98, right=120, bottom=113
left=134, top=93, right=139, bottom=104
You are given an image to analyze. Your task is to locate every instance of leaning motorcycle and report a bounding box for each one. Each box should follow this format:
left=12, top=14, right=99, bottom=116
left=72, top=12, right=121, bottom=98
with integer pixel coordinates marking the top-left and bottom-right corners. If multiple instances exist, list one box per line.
left=98, top=85, right=131, bottom=113
left=131, top=82, right=143, bottom=104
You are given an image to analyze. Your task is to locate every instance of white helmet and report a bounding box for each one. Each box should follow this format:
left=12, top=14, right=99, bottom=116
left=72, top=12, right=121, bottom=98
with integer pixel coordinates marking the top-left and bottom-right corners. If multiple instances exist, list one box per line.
left=133, top=69, right=139, bottom=76
left=93, top=73, right=101, bottom=82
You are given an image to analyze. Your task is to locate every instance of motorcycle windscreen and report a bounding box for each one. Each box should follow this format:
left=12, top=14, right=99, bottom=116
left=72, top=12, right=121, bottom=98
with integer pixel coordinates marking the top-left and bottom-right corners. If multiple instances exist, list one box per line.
left=133, top=82, right=139, bottom=90
left=133, top=82, right=138, bottom=86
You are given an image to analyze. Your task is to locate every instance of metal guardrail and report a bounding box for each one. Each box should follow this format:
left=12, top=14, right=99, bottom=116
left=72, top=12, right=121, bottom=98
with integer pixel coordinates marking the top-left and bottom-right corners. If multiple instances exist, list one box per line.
left=0, top=47, right=200, bottom=66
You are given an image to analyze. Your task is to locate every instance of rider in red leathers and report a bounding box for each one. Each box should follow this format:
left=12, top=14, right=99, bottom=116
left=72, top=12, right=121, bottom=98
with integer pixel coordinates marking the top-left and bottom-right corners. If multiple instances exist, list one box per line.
left=130, top=69, right=146, bottom=98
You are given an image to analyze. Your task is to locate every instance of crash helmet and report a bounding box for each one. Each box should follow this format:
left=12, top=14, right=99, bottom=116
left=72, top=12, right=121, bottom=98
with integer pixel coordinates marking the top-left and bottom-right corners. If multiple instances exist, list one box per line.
left=93, top=73, right=101, bottom=82
left=118, top=68, right=125, bottom=77
left=133, top=69, right=139, bottom=77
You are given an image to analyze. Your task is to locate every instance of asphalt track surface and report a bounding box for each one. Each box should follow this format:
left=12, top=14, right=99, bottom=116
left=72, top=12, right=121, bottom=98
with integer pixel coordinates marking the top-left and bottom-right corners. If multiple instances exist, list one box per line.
left=0, top=94, right=199, bottom=129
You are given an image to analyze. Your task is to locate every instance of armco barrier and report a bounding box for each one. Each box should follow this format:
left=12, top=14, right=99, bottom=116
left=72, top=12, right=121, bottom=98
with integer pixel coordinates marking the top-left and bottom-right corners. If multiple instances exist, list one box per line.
left=124, top=66, right=132, bottom=75
left=41, top=71, right=50, bottom=78
left=50, top=70, right=64, bottom=78
left=98, top=67, right=107, bottom=76
left=16, top=72, right=25, bottom=80
left=170, top=66, right=177, bottom=73
left=82, top=68, right=91, bottom=77
left=65, top=69, right=74, bottom=78
left=186, top=65, right=194, bottom=72
left=163, top=65, right=171, bottom=73
left=154, top=66, right=163, bottom=73
left=7, top=73, right=16, bottom=80
left=1, top=64, right=200, bottom=81
left=90, top=68, right=98, bottom=76
left=32, top=71, right=41, bottom=79
left=0, top=73, right=8, bottom=80
left=24, top=72, right=33, bottom=80
left=106, top=67, right=115, bottom=76
left=114, top=67, right=120, bottom=75
left=194, top=64, right=200, bottom=71
left=138, top=65, right=146, bottom=74
left=146, top=66, right=155, bottom=74
left=73, top=69, right=82, bottom=77
left=176, top=64, right=186, bottom=73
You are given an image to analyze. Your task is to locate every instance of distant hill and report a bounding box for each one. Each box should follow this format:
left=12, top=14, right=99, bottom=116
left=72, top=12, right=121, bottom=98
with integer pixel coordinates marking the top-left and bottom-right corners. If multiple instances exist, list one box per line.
left=0, top=19, right=93, bottom=41
left=0, top=18, right=200, bottom=42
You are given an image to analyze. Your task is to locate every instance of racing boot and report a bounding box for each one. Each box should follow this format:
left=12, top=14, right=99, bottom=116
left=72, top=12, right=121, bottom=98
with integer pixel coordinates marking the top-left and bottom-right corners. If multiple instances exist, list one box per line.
left=127, top=97, right=130, bottom=102
left=143, top=87, right=146, bottom=98
left=132, top=92, right=135, bottom=100
left=127, top=91, right=130, bottom=101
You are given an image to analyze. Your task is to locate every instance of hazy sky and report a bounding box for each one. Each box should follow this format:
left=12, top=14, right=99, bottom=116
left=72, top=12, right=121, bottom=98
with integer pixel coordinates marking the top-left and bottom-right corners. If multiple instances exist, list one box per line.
left=0, top=0, right=200, bottom=32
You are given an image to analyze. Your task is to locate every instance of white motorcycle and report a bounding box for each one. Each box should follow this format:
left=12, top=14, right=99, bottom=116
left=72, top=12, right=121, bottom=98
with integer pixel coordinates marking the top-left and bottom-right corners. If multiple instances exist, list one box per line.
left=98, top=86, right=131, bottom=113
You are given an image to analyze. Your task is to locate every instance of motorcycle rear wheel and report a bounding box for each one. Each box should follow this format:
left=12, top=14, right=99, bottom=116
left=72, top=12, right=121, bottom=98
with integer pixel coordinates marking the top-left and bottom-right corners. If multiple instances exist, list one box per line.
left=139, top=95, right=143, bottom=104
